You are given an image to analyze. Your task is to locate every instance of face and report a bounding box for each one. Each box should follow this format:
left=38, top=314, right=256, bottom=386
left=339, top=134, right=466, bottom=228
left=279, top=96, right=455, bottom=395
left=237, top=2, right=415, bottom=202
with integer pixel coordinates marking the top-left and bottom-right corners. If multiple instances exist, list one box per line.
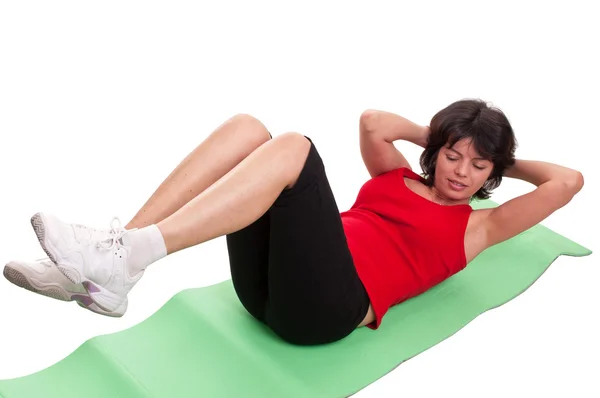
left=433, top=138, right=493, bottom=203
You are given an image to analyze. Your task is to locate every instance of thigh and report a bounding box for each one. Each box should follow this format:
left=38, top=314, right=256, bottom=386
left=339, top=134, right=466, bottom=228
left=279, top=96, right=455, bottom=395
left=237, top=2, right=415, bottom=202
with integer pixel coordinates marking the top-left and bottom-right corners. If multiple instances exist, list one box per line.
left=225, top=202, right=270, bottom=323
left=265, top=136, right=370, bottom=345
left=224, top=131, right=274, bottom=322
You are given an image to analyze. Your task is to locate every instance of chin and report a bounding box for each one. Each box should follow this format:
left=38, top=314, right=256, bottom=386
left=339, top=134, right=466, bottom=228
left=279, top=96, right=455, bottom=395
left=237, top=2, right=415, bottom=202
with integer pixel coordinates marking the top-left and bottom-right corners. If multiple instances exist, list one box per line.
left=440, top=183, right=473, bottom=202
left=446, top=190, right=468, bottom=201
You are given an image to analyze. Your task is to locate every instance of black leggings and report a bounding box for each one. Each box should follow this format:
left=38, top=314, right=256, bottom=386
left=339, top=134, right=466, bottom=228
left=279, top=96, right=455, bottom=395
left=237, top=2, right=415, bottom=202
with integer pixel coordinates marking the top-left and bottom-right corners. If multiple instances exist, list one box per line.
left=225, top=135, right=370, bottom=346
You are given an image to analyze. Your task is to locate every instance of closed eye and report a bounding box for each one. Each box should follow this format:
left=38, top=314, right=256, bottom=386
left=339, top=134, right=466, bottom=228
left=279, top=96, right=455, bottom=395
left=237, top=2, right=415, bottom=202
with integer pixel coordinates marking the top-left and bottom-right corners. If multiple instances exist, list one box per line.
left=446, top=155, right=486, bottom=170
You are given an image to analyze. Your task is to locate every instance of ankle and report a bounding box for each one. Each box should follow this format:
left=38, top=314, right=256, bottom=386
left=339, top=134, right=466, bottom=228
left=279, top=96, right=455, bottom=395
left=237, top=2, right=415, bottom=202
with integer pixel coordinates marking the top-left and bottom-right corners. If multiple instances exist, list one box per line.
left=124, top=218, right=147, bottom=230
left=122, top=225, right=167, bottom=275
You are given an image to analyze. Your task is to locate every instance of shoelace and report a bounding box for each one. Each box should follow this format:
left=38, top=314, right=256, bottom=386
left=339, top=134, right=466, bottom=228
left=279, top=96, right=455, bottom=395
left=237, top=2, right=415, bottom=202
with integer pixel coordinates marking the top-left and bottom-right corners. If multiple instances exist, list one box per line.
left=97, top=217, right=138, bottom=251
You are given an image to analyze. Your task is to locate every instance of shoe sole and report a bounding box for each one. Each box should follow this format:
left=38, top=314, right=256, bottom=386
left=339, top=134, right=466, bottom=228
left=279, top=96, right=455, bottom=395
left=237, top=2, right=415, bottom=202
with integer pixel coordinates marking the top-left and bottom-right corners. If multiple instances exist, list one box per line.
left=3, top=263, right=125, bottom=318
left=31, top=212, right=125, bottom=313
left=3, top=265, right=72, bottom=301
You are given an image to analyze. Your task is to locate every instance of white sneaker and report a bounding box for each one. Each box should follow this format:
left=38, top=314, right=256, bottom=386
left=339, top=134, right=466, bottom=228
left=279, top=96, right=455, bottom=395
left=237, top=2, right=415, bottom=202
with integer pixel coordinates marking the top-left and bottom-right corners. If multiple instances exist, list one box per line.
left=30, top=212, right=143, bottom=313
left=3, top=258, right=127, bottom=317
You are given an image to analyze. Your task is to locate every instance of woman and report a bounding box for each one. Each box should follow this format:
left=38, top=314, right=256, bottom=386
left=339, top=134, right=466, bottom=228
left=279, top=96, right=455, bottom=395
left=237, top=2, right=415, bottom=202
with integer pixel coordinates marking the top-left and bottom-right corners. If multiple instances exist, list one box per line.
left=4, top=99, right=584, bottom=345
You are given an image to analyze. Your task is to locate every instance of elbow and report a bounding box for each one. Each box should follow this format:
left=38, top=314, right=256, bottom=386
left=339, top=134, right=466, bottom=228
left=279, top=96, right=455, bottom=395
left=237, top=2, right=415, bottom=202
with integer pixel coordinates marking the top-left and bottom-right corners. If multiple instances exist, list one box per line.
left=561, top=171, right=584, bottom=196
left=360, top=109, right=380, bottom=134
left=571, top=171, right=585, bottom=192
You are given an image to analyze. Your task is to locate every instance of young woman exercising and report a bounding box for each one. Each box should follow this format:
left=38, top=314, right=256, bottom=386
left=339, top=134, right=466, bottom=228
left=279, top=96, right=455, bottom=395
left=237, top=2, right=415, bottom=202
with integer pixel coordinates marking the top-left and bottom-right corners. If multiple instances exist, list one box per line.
left=4, top=99, right=584, bottom=345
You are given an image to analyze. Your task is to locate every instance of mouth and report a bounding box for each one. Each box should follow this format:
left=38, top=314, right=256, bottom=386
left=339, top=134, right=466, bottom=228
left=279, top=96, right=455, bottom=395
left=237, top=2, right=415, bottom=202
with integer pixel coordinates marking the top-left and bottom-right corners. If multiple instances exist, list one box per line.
left=448, top=179, right=468, bottom=189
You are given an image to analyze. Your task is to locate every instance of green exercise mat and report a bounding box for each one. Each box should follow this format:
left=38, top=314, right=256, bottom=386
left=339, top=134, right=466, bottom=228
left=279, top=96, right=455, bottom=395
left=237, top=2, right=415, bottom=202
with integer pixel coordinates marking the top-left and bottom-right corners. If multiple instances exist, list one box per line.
left=0, top=199, right=592, bottom=398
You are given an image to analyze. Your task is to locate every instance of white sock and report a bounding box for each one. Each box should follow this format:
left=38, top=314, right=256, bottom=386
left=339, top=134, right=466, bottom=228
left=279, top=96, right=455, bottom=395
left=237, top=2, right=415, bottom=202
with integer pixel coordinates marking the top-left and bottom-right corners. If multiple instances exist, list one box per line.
left=121, top=224, right=167, bottom=276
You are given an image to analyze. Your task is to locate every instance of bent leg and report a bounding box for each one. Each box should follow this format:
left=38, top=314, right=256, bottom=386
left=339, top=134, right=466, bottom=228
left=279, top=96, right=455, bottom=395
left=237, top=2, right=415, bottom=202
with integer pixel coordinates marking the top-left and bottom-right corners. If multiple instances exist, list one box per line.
left=126, top=114, right=272, bottom=229
left=157, top=132, right=311, bottom=254
left=225, top=211, right=270, bottom=323
left=266, top=138, right=371, bottom=345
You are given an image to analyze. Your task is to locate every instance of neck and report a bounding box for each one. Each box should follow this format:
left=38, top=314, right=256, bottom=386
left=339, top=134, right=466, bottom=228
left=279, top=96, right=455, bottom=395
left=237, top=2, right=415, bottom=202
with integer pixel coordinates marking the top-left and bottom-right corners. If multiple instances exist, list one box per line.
left=429, top=186, right=468, bottom=206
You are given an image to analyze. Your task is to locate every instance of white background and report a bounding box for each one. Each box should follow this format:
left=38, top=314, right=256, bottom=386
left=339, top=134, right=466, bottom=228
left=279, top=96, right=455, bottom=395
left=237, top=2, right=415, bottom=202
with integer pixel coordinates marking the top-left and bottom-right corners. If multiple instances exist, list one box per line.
left=1, top=1, right=598, bottom=396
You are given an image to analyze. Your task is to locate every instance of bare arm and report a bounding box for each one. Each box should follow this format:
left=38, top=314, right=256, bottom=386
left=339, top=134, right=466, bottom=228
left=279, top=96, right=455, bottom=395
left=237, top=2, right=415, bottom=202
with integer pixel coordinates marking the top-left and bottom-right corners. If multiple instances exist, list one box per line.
left=504, top=159, right=582, bottom=186
left=359, top=110, right=430, bottom=177
left=482, top=158, right=584, bottom=248
left=360, top=109, right=430, bottom=148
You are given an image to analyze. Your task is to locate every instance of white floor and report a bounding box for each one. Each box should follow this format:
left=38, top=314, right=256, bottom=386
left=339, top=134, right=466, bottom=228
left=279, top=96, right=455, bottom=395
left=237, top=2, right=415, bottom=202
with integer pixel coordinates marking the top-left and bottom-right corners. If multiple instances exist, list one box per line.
left=0, top=1, right=598, bottom=397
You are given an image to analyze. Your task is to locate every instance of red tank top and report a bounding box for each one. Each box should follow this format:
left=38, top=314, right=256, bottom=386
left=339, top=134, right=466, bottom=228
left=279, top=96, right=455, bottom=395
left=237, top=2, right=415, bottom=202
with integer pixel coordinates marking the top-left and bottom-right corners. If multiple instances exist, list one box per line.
left=340, top=167, right=473, bottom=329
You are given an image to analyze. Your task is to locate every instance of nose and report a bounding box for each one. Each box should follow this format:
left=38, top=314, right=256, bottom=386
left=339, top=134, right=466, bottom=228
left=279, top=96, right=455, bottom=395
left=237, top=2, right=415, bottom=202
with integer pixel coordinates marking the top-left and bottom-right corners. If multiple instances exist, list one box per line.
left=455, top=161, right=468, bottom=177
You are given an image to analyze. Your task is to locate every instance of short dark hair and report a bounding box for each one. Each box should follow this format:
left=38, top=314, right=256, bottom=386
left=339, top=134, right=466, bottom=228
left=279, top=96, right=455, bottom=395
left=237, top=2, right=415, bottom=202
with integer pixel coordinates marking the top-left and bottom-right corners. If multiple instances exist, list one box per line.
left=419, top=98, right=517, bottom=200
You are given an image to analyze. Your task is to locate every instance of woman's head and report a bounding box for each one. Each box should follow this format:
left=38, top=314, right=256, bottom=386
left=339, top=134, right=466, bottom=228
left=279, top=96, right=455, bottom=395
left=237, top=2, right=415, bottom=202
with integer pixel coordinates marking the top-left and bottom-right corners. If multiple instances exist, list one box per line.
left=419, top=99, right=517, bottom=202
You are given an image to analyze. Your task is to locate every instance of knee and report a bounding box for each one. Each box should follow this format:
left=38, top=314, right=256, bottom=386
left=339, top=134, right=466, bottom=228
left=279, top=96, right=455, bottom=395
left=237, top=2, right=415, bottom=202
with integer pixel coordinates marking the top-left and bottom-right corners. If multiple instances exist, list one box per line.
left=229, top=113, right=257, bottom=124
left=276, top=132, right=311, bottom=151
left=227, top=113, right=272, bottom=142
left=229, top=113, right=267, bottom=130
left=275, top=132, right=311, bottom=163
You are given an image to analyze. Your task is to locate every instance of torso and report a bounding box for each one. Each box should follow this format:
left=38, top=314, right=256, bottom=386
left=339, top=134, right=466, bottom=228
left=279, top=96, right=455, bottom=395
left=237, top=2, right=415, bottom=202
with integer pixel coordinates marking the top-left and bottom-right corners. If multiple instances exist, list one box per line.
left=402, top=176, right=491, bottom=263
left=357, top=175, right=491, bottom=327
